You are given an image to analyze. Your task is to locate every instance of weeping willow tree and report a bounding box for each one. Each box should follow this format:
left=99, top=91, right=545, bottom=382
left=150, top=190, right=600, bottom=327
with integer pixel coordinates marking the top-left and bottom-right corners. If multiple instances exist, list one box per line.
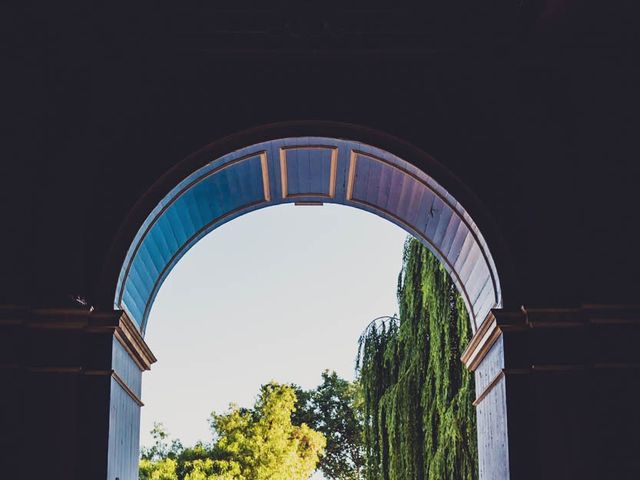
left=356, top=238, right=477, bottom=480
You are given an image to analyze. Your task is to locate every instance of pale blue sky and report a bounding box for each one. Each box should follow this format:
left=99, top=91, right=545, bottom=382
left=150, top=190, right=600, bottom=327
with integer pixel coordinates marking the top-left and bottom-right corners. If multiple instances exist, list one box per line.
left=140, top=203, right=408, bottom=476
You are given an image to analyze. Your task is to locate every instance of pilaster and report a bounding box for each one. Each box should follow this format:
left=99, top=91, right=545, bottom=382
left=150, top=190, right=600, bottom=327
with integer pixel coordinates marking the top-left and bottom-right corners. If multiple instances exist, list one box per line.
left=0, top=306, right=155, bottom=480
left=463, top=305, right=640, bottom=480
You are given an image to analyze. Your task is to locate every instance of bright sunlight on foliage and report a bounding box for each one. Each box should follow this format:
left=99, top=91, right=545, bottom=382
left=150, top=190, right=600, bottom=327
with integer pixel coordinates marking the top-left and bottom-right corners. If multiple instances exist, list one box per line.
left=140, top=383, right=325, bottom=480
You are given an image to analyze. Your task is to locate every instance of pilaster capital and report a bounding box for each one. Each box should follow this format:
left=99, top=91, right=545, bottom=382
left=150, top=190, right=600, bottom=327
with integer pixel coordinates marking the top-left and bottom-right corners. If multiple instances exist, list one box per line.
left=0, top=306, right=156, bottom=372
left=462, top=305, right=640, bottom=371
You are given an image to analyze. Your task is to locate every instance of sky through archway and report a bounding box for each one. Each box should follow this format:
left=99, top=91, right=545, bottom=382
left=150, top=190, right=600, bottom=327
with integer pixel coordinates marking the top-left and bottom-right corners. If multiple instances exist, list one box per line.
left=141, top=204, right=408, bottom=477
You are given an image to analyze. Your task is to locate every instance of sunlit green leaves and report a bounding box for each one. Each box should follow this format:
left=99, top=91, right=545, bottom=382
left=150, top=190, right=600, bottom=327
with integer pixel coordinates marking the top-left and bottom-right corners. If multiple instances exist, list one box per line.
left=140, top=384, right=325, bottom=480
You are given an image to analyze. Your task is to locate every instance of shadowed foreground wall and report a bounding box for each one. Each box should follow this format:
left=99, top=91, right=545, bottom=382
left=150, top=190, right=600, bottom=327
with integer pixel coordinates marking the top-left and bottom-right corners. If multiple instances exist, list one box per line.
left=2, top=1, right=640, bottom=479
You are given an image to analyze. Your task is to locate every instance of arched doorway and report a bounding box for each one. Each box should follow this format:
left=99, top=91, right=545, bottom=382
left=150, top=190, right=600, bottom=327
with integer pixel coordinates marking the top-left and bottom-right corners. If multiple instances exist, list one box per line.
left=103, top=122, right=511, bottom=480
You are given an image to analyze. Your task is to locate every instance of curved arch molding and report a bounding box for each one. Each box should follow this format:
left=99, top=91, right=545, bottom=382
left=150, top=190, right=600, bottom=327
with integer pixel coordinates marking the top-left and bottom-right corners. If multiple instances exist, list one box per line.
left=115, top=138, right=502, bottom=334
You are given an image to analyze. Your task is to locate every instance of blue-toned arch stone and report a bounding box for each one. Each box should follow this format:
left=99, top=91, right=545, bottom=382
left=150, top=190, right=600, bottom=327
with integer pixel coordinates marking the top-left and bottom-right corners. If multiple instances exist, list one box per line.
left=115, top=137, right=502, bottom=334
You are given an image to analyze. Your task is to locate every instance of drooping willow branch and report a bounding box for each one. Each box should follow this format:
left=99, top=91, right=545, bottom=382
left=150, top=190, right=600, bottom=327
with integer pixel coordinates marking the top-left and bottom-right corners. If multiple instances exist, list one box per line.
left=356, top=237, right=478, bottom=480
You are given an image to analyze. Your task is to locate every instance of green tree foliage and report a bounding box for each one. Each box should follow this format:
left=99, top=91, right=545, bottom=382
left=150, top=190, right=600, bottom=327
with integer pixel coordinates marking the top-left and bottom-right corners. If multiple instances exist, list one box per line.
left=176, top=443, right=214, bottom=480
left=139, top=423, right=184, bottom=480
left=208, top=382, right=326, bottom=480
left=357, top=238, right=478, bottom=480
left=293, top=370, right=365, bottom=479
left=141, top=422, right=184, bottom=462
left=139, top=458, right=179, bottom=480
left=139, top=383, right=325, bottom=480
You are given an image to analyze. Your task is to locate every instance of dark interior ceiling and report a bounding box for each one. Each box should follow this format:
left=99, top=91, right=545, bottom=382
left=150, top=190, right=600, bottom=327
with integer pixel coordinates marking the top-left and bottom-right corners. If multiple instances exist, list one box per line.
left=2, top=1, right=639, bottom=311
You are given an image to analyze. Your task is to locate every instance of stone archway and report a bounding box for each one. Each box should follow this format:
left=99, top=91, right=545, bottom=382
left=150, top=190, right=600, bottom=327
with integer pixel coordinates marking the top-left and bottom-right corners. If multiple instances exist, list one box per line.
left=101, top=122, right=513, bottom=480
left=5, top=123, right=636, bottom=480
left=114, top=137, right=502, bottom=334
